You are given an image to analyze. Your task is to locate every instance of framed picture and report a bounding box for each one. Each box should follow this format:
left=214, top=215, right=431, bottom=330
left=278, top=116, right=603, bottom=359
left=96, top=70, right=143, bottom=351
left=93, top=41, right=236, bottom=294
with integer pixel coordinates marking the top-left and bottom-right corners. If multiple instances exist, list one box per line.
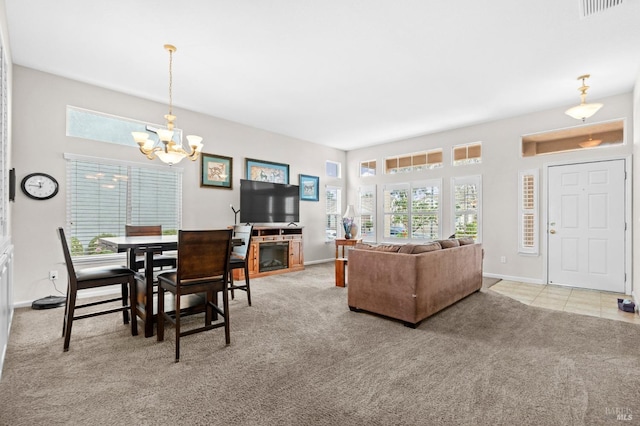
left=201, top=153, right=233, bottom=189
left=299, top=174, right=319, bottom=201
left=245, top=158, right=289, bottom=184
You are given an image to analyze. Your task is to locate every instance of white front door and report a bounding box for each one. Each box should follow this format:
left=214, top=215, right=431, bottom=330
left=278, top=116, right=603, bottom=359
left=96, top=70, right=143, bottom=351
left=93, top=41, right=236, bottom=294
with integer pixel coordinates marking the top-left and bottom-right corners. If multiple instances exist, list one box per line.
left=547, top=160, right=625, bottom=292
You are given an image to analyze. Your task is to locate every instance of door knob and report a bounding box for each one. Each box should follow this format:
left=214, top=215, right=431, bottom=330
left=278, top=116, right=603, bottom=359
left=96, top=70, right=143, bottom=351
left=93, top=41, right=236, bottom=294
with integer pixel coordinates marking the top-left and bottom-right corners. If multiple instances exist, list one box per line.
left=550, top=229, right=556, bottom=234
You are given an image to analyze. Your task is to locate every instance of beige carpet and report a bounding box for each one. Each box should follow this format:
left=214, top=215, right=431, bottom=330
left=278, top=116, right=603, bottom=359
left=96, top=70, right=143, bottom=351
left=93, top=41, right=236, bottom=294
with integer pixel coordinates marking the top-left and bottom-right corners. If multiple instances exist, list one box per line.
left=0, top=263, right=639, bottom=425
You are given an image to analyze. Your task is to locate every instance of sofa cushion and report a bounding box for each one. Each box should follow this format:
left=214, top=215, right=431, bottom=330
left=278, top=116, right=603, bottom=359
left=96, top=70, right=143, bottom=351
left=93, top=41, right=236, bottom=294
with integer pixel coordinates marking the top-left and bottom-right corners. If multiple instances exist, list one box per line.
left=354, top=243, right=402, bottom=252
left=411, top=242, right=442, bottom=253
left=355, top=242, right=375, bottom=250
left=398, top=244, right=416, bottom=254
left=372, top=244, right=402, bottom=252
left=438, top=239, right=460, bottom=249
left=458, top=237, right=475, bottom=245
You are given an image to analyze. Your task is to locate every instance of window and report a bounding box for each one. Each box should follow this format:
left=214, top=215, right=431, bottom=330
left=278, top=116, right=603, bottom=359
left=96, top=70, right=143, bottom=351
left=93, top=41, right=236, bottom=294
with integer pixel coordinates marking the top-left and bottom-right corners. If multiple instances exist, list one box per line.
left=360, top=160, right=376, bottom=177
left=385, top=149, right=442, bottom=174
left=521, top=120, right=624, bottom=157
left=325, top=185, right=342, bottom=241
left=453, top=142, right=482, bottom=166
left=383, top=184, right=409, bottom=238
left=326, top=160, right=341, bottom=178
left=411, top=181, right=441, bottom=240
left=66, top=106, right=183, bottom=147
left=518, top=169, right=539, bottom=254
left=383, top=180, right=442, bottom=240
left=452, top=176, right=482, bottom=241
left=65, top=154, right=182, bottom=257
left=358, top=185, right=376, bottom=242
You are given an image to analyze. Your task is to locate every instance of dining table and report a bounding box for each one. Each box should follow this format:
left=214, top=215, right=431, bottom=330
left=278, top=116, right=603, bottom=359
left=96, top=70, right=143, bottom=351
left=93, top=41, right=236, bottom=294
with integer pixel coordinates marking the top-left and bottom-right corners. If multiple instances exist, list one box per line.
left=99, top=234, right=242, bottom=338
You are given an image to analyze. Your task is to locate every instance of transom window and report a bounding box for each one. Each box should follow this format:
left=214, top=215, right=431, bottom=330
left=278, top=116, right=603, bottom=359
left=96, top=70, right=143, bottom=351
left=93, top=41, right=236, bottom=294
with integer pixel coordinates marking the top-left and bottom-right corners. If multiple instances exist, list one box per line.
left=452, top=142, right=482, bottom=166
left=360, top=160, right=376, bottom=177
left=385, top=149, right=443, bottom=174
left=326, top=161, right=341, bottom=178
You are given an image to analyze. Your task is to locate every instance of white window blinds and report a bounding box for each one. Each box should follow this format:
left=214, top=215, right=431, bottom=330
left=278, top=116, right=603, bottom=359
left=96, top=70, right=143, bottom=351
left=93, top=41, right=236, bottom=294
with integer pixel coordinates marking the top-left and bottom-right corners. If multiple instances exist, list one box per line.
left=65, top=154, right=182, bottom=257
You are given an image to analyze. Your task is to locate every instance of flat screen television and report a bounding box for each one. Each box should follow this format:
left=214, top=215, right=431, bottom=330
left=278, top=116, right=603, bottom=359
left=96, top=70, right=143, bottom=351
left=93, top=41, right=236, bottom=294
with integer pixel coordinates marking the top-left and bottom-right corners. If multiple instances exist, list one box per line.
left=240, top=179, right=300, bottom=224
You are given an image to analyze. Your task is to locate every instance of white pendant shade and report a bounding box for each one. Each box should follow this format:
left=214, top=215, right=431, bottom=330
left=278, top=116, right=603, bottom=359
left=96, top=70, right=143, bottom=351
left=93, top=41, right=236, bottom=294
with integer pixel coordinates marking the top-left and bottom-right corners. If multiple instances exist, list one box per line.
left=565, top=102, right=603, bottom=121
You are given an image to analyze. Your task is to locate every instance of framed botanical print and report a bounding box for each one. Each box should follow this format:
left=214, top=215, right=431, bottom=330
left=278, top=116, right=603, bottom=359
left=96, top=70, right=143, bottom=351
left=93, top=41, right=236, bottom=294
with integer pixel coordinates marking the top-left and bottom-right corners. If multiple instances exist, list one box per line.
left=201, top=153, right=232, bottom=189
left=299, top=174, right=319, bottom=201
left=245, top=158, right=289, bottom=184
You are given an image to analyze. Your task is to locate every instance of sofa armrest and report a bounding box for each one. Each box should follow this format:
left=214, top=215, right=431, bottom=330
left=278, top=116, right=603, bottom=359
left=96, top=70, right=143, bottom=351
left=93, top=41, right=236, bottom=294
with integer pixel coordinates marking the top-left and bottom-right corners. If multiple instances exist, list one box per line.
left=347, top=249, right=418, bottom=323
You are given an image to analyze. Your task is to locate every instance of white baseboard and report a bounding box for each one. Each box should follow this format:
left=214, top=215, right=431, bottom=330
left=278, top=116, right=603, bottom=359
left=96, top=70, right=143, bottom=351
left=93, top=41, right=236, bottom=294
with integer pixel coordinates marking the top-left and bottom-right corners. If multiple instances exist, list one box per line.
left=483, top=272, right=544, bottom=285
left=304, top=259, right=334, bottom=265
left=14, top=286, right=121, bottom=309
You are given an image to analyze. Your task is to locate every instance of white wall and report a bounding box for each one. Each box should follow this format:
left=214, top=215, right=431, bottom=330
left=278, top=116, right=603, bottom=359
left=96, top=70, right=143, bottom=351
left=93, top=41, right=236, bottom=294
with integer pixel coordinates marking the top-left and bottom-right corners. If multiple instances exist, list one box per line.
left=345, top=92, right=634, bottom=285
left=0, top=0, right=13, bottom=381
left=11, top=66, right=346, bottom=305
left=632, top=72, right=640, bottom=305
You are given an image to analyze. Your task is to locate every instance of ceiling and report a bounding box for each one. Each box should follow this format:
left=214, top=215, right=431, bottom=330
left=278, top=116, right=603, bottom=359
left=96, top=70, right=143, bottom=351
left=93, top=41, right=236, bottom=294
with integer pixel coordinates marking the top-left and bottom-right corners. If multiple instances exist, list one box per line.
left=5, top=0, right=640, bottom=151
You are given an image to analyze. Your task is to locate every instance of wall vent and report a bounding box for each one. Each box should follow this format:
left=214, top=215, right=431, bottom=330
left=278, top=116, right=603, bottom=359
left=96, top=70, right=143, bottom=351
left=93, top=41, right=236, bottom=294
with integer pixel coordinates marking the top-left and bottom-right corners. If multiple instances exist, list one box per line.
left=580, top=0, right=624, bottom=18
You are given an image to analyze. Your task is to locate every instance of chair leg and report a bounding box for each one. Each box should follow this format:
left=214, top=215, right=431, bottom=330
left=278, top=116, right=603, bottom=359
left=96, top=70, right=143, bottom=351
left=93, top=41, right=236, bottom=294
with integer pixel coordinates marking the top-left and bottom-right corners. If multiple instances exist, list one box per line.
left=229, top=271, right=235, bottom=300
left=222, top=287, right=230, bottom=345
left=129, top=277, right=138, bottom=336
left=157, top=285, right=165, bottom=342
left=205, top=290, right=213, bottom=325
left=62, top=284, right=70, bottom=337
left=212, top=291, right=219, bottom=321
left=175, top=293, right=181, bottom=363
left=244, top=264, right=251, bottom=306
left=63, top=290, right=77, bottom=352
left=121, top=282, right=130, bottom=325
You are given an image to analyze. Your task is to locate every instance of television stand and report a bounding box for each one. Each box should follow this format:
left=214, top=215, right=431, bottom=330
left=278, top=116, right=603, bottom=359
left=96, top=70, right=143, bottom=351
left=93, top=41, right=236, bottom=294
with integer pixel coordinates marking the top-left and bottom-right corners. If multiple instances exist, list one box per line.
left=233, top=225, right=304, bottom=280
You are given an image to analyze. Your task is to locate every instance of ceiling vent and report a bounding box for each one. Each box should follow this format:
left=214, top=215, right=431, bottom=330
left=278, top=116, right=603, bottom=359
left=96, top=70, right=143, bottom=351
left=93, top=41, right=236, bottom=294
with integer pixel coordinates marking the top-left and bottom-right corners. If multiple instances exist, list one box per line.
left=580, top=0, right=624, bottom=18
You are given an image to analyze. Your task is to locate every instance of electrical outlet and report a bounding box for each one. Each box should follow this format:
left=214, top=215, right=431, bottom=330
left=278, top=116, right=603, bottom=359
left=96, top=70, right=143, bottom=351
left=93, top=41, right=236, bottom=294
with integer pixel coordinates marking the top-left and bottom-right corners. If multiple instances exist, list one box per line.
left=49, top=270, right=58, bottom=280
left=500, top=256, right=506, bottom=264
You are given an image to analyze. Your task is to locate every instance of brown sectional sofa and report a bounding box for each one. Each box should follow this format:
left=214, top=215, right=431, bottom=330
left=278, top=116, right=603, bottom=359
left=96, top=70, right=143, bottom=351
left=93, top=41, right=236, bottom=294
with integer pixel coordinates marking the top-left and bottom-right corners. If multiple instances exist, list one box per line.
left=347, top=238, right=483, bottom=327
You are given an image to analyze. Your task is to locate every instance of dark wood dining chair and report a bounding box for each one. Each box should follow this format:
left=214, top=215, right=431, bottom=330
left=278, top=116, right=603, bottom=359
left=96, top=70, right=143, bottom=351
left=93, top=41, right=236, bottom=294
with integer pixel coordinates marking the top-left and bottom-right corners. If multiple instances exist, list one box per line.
left=125, top=224, right=177, bottom=271
left=57, top=227, right=138, bottom=352
left=228, top=225, right=253, bottom=306
left=157, top=229, right=232, bottom=362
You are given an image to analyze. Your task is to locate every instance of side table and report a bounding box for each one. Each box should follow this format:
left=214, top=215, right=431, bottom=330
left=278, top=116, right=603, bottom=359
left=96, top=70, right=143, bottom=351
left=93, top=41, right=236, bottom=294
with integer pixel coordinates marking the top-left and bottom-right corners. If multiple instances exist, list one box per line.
left=335, top=238, right=361, bottom=287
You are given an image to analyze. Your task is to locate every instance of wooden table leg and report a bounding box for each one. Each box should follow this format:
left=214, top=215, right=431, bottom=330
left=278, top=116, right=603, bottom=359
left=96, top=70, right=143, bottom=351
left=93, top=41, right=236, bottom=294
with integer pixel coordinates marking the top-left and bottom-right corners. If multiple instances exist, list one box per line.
left=144, top=249, right=155, bottom=337
left=335, top=258, right=347, bottom=287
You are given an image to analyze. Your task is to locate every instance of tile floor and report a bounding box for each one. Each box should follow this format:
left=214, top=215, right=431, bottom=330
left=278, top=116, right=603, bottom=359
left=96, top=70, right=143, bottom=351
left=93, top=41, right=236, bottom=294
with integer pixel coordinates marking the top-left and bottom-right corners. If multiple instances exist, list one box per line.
left=490, top=280, right=640, bottom=324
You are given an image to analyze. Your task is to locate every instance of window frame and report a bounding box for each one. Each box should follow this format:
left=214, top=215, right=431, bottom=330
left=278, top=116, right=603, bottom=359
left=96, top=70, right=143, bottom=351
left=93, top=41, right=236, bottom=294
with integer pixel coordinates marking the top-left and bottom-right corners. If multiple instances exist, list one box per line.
left=518, top=169, right=539, bottom=255
left=452, top=142, right=482, bottom=166
left=451, top=175, right=482, bottom=241
left=384, top=149, right=443, bottom=174
left=325, top=185, right=342, bottom=242
left=358, top=185, right=376, bottom=242
left=64, top=153, right=183, bottom=260
left=382, top=179, right=442, bottom=241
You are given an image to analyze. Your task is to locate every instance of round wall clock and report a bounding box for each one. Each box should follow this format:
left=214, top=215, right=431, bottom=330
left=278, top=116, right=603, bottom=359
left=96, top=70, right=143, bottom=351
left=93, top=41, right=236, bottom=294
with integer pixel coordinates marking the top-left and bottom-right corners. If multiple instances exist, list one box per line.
left=20, top=173, right=59, bottom=200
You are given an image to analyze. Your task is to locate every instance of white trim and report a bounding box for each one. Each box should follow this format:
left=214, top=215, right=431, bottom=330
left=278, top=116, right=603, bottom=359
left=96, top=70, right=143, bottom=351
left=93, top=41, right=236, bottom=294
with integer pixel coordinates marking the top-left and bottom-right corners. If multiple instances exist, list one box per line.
left=63, top=152, right=185, bottom=173
left=450, top=174, right=482, bottom=242
left=483, top=272, right=545, bottom=285
left=518, top=168, right=539, bottom=255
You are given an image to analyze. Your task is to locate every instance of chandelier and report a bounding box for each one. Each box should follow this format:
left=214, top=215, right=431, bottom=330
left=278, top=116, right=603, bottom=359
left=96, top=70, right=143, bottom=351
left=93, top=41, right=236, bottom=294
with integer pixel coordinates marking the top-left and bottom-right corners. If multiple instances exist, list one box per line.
left=132, top=44, right=203, bottom=165
left=565, top=74, right=603, bottom=121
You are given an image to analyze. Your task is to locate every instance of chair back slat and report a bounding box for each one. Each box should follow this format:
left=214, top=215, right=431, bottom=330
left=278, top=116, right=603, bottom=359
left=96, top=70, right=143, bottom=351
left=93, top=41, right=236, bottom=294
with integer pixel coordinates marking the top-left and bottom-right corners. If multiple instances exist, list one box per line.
left=232, top=225, right=253, bottom=258
left=125, top=224, right=162, bottom=237
left=177, top=230, right=232, bottom=281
